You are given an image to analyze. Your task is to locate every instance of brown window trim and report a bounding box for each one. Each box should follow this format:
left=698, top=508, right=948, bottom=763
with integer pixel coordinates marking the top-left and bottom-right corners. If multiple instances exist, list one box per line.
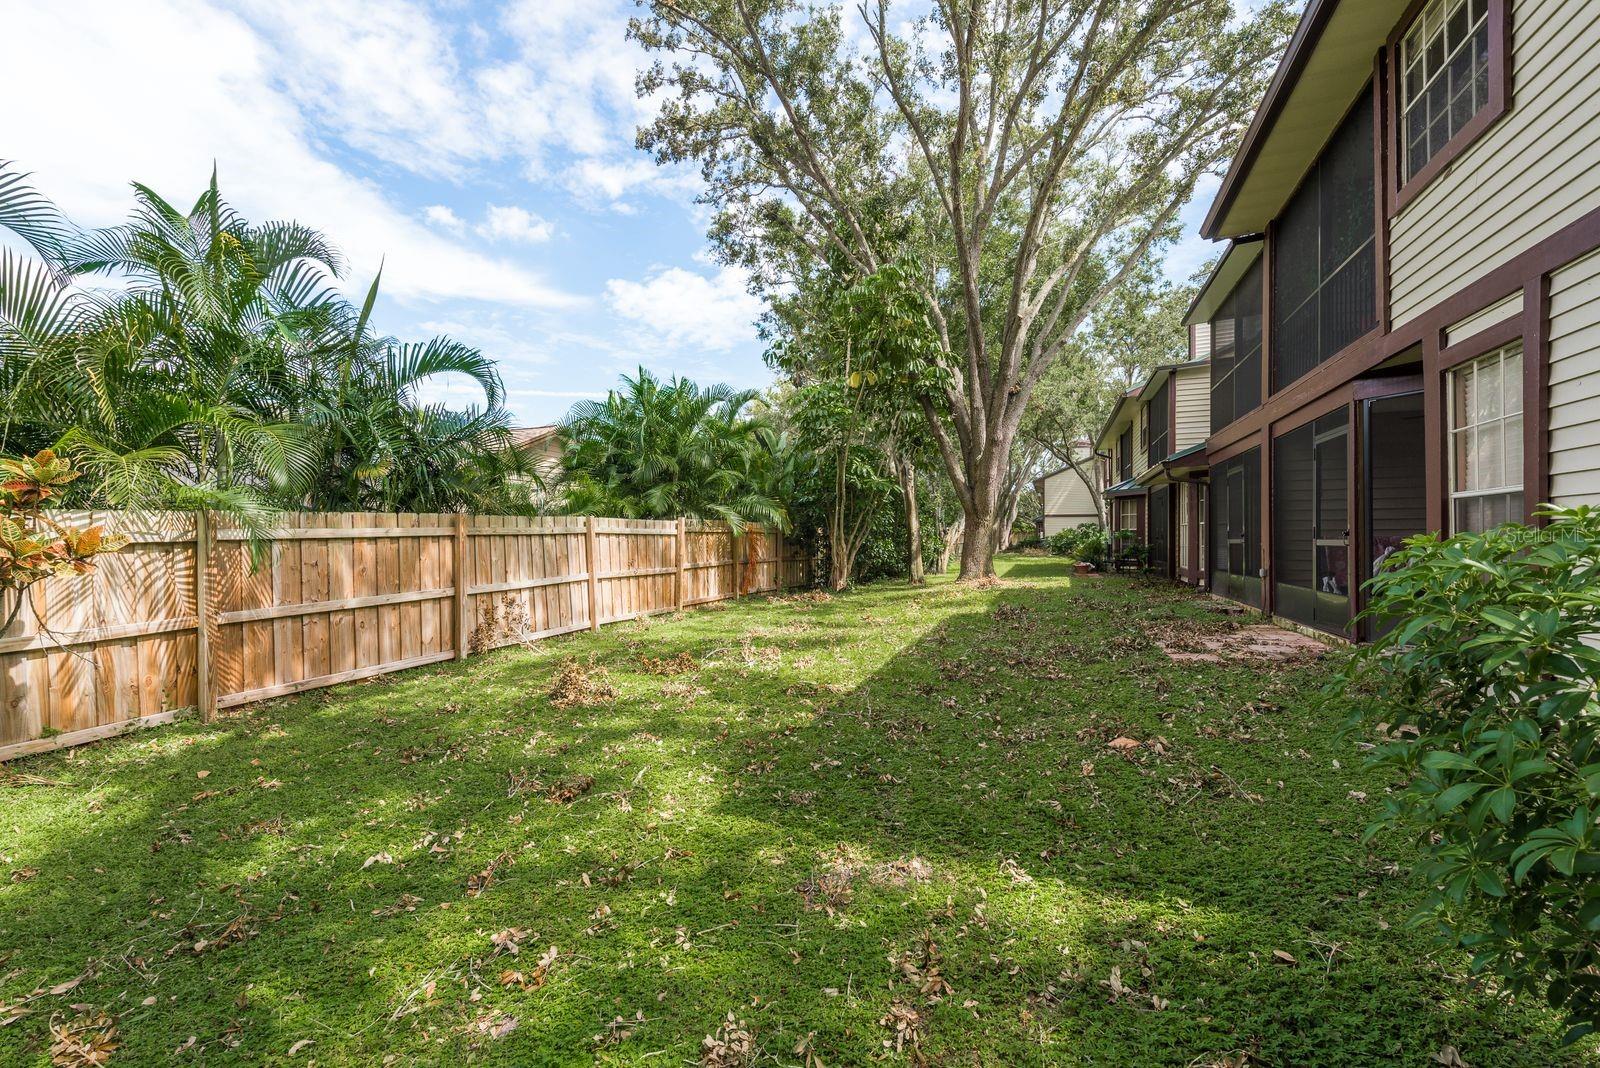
left=1428, top=275, right=1549, bottom=529
left=1386, top=0, right=1513, bottom=217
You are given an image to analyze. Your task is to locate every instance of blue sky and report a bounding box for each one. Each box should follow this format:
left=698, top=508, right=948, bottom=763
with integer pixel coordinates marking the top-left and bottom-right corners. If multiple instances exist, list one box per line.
left=3, top=0, right=1227, bottom=426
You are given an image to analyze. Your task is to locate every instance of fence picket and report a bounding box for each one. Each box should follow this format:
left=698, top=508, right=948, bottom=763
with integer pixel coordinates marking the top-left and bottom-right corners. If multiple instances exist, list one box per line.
left=0, top=510, right=809, bottom=761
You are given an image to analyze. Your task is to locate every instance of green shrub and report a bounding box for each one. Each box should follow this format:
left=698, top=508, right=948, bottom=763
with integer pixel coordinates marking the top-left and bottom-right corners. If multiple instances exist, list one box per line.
left=1047, top=523, right=1107, bottom=565
left=1338, top=505, right=1600, bottom=1043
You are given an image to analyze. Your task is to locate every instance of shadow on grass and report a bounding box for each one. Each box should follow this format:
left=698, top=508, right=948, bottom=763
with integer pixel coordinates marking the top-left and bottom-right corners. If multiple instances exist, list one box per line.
left=0, top=559, right=1581, bottom=1066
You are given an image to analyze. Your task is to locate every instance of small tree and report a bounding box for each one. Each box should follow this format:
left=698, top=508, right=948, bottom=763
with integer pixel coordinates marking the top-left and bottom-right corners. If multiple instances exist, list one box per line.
left=1337, top=506, right=1600, bottom=1044
left=1, top=450, right=128, bottom=634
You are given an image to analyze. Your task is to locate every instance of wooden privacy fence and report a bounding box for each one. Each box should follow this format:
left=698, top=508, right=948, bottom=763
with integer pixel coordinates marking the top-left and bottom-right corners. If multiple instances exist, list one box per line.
left=0, top=511, right=810, bottom=762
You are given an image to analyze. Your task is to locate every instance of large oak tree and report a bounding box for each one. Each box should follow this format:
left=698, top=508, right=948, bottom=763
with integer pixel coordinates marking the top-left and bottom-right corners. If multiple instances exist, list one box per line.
left=632, top=0, right=1291, bottom=577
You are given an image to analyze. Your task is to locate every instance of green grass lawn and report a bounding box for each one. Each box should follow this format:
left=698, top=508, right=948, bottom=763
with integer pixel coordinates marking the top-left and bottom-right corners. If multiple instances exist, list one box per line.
left=0, top=557, right=1587, bottom=1065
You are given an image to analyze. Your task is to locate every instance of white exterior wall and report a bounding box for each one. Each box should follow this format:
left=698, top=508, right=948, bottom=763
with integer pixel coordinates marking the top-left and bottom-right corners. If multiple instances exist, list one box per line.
left=1548, top=249, right=1600, bottom=506
left=1173, top=367, right=1210, bottom=450
left=1390, top=0, right=1600, bottom=326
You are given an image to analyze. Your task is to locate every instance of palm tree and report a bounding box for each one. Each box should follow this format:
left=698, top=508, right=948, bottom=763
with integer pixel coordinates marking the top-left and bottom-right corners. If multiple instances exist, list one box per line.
left=561, top=367, right=792, bottom=530
left=0, top=163, right=532, bottom=519
left=271, top=270, right=539, bottom=513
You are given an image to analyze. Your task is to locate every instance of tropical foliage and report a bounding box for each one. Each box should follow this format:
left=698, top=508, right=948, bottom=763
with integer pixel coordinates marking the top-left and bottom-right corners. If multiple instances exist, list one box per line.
left=0, top=162, right=537, bottom=523
left=560, top=367, right=800, bottom=530
left=1338, top=506, right=1600, bottom=1043
left=0, top=450, right=127, bottom=634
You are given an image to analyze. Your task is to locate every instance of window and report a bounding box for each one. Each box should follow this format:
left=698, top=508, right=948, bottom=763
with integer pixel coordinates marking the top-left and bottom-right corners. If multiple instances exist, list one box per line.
left=1449, top=343, right=1523, bottom=532
left=1401, top=0, right=1491, bottom=185
left=1118, top=426, right=1133, bottom=482
left=1146, top=382, right=1170, bottom=467
left=1210, top=260, right=1263, bottom=433
left=1272, top=86, right=1376, bottom=390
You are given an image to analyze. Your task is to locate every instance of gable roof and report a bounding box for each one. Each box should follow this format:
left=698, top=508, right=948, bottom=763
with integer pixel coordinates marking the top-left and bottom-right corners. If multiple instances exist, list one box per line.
left=1202, top=0, right=1399, bottom=240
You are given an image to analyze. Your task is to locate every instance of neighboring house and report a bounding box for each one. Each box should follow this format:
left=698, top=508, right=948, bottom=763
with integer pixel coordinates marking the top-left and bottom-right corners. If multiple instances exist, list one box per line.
left=1096, top=387, right=1146, bottom=544
left=510, top=424, right=563, bottom=479
left=1182, top=0, right=1600, bottom=638
left=1093, top=326, right=1213, bottom=582
left=1034, top=443, right=1100, bottom=538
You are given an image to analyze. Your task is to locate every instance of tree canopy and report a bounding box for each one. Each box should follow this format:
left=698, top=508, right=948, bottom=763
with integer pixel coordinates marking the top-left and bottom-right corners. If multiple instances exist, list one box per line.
left=632, top=0, right=1294, bottom=577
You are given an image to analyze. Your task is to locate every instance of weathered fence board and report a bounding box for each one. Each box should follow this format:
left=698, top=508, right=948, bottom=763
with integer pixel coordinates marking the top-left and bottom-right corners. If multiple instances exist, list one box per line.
left=0, top=511, right=810, bottom=760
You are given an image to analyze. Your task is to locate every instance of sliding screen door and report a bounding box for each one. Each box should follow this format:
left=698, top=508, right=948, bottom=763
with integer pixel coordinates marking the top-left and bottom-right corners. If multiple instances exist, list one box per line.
left=1272, top=411, right=1350, bottom=632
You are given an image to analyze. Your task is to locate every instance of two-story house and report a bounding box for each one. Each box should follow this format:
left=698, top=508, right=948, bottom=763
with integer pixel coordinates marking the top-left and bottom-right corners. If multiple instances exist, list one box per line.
left=1186, top=0, right=1600, bottom=637
left=1094, top=326, right=1214, bottom=583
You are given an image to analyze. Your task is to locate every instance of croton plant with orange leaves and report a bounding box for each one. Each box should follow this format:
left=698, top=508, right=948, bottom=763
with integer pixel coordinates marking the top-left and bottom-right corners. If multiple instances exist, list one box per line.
left=0, top=450, right=128, bottom=633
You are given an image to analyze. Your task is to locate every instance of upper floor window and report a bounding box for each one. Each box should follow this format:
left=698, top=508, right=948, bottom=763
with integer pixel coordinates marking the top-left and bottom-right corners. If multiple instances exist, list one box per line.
left=1210, top=259, right=1263, bottom=433
left=1118, top=425, right=1133, bottom=482
left=1146, top=381, right=1170, bottom=467
left=1272, top=86, right=1376, bottom=391
left=1449, top=342, right=1523, bottom=532
left=1402, top=0, right=1491, bottom=185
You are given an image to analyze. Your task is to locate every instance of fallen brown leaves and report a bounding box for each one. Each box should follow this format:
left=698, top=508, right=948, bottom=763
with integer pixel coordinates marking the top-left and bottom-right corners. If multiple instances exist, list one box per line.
left=48, top=1009, right=117, bottom=1067
left=638, top=651, right=698, bottom=675
left=701, top=1011, right=756, bottom=1067
left=466, top=851, right=513, bottom=897
left=879, top=999, right=926, bottom=1056
left=549, top=658, right=617, bottom=708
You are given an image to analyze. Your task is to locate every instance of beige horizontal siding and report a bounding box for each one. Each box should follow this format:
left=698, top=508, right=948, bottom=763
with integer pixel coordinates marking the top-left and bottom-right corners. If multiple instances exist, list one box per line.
left=1040, top=467, right=1099, bottom=526
left=1548, top=249, right=1600, bottom=506
left=1391, top=0, right=1600, bottom=327
left=1445, top=291, right=1523, bottom=347
left=1132, top=406, right=1151, bottom=479
left=1174, top=367, right=1210, bottom=451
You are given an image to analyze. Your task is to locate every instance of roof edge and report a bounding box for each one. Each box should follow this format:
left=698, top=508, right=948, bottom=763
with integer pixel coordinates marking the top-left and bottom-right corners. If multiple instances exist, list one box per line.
left=1201, top=0, right=1340, bottom=240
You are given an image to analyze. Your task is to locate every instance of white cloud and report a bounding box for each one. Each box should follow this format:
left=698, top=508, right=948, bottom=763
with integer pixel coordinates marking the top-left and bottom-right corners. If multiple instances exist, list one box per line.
left=423, top=204, right=466, bottom=233
left=604, top=266, right=763, bottom=352
left=1, top=0, right=578, bottom=310
left=563, top=157, right=700, bottom=212
left=233, top=0, right=485, bottom=180
left=476, top=205, right=555, bottom=244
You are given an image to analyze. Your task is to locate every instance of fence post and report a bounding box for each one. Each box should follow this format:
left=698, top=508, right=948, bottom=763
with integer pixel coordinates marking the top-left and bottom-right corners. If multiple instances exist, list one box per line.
left=194, top=510, right=214, bottom=723
left=675, top=516, right=686, bottom=612
left=453, top=512, right=469, bottom=660
left=731, top=526, right=742, bottom=600
left=586, top=515, right=601, bottom=631
left=776, top=529, right=785, bottom=590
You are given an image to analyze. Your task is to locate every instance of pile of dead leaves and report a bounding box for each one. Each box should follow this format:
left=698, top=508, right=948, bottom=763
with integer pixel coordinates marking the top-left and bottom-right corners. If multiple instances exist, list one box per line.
left=548, top=659, right=617, bottom=708
left=48, top=1009, right=118, bottom=1067
left=701, top=1012, right=756, bottom=1067
left=796, top=861, right=857, bottom=916
left=638, top=651, right=698, bottom=676
left=879, top=999, right=927, bottom=1057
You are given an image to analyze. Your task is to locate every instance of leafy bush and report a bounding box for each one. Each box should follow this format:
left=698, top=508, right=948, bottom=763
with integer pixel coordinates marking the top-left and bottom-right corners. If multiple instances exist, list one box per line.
left=1047, top=523, right=1107, bottom=565
left=1338, top=505, right=1600, bottom=1042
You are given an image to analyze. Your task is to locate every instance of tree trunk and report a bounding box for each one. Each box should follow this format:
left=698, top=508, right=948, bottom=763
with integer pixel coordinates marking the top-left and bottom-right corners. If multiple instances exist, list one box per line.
left=828, top=549, right=851, bottom=592
left=936, top=521, right=962, bottom=575
left=958, top=508, right=998, bottom=579
left=896, top=458, right=925, bottom=584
